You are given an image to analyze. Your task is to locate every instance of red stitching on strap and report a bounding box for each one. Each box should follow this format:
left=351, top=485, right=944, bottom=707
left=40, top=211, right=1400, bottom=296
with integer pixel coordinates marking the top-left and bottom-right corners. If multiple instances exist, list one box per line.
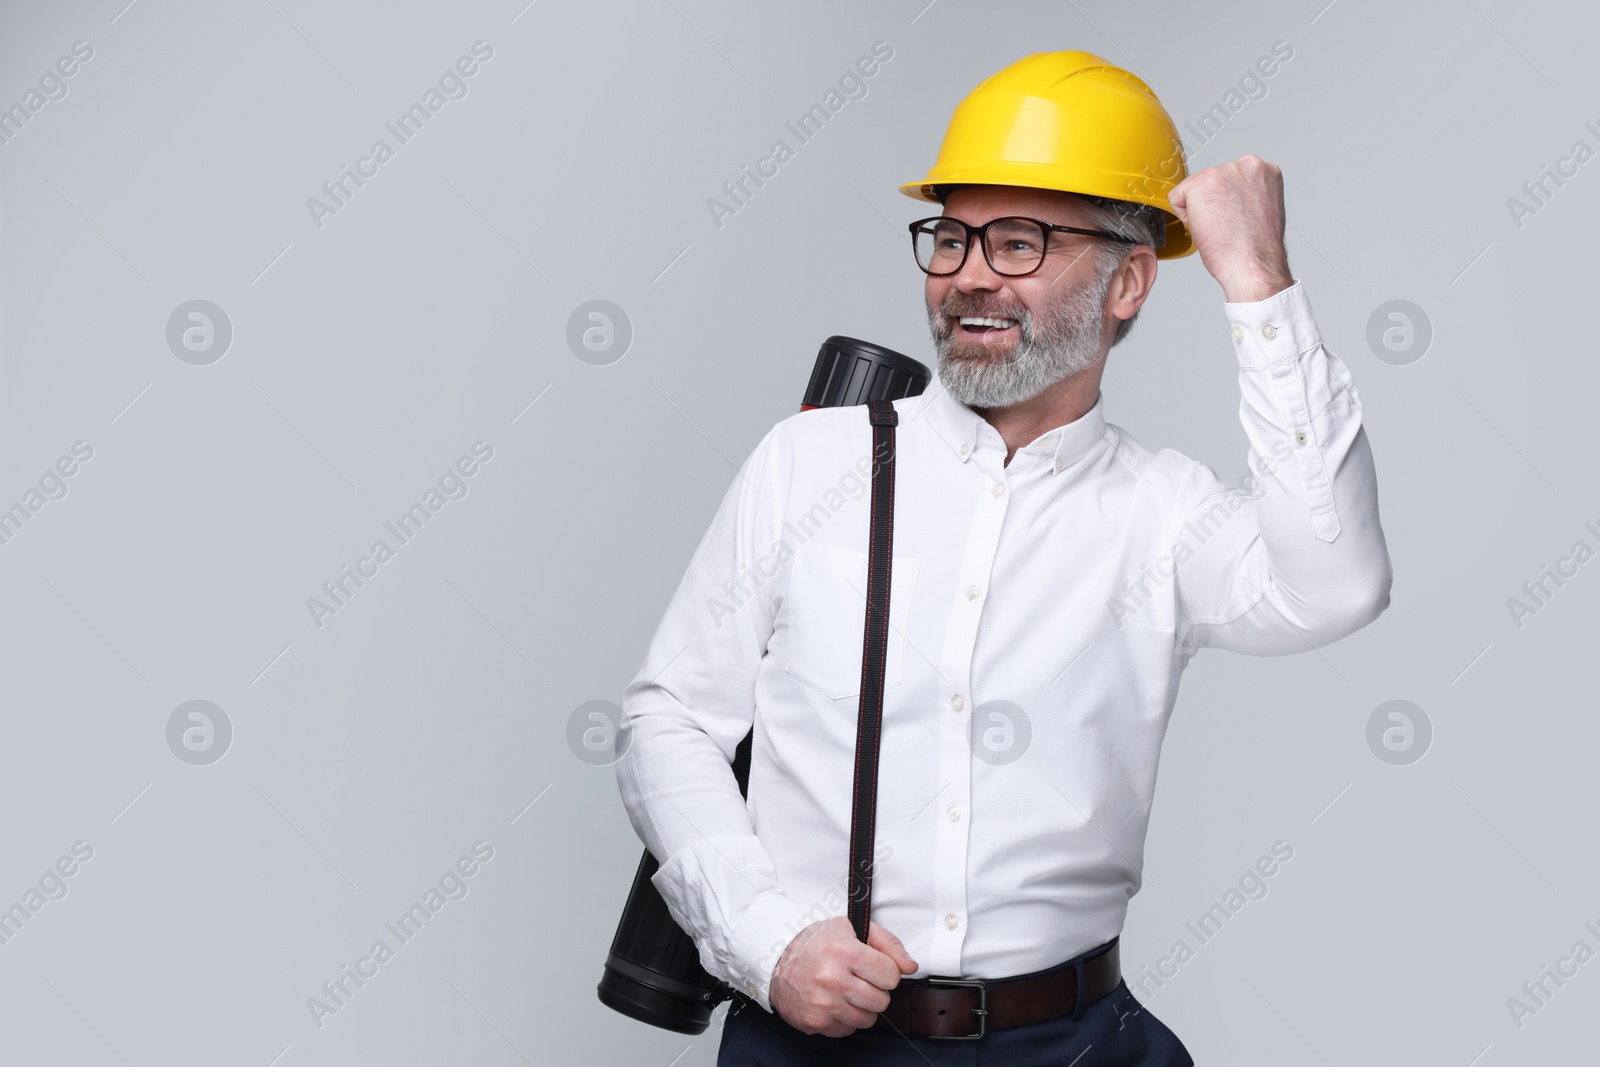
left=848, top=399, right=897, bottom=942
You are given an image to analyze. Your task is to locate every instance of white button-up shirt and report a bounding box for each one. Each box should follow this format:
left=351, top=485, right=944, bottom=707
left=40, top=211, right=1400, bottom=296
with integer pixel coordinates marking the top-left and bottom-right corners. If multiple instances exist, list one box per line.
left=617, top=280, right=1391, bottom=1012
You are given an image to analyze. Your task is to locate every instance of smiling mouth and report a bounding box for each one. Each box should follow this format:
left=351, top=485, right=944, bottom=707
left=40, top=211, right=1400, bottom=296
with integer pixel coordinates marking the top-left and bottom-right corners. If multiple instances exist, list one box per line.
left=954, top=315, right=1020, bottom=343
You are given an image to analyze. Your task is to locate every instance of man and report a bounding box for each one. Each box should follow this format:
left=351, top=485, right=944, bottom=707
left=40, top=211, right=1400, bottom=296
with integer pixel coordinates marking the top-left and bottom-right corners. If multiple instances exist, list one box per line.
left=617, top=52, right=1391, bottom=1065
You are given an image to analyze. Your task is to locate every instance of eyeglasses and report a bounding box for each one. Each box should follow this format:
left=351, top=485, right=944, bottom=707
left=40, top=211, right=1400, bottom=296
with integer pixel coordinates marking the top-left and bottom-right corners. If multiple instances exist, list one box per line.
left=908, top=215, right=1139, bottom=277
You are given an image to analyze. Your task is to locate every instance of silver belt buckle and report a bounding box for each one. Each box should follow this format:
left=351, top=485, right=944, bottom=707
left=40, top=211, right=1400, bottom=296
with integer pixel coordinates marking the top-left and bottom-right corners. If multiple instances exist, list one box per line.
left=924, top=976, right=987, bottom=1039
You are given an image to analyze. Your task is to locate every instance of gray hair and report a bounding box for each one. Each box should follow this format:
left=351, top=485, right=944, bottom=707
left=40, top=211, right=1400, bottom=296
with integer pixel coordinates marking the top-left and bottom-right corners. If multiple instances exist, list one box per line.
left=1073, top=194, right=1161, bottom=347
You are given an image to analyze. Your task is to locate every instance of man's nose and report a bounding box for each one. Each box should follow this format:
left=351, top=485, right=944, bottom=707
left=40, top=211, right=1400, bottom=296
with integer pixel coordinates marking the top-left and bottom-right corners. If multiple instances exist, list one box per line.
left=950, top=240, right=1004, bottom=293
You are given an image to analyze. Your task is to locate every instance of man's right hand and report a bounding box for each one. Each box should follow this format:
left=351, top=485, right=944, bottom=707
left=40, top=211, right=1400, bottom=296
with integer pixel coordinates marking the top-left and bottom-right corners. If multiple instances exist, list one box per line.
left=768, top=916, right=918, bottom=1037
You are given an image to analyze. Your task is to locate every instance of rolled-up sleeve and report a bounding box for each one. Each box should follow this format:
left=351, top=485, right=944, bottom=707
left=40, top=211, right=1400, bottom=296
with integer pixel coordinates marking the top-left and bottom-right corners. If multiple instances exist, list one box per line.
left=1174, top=279, right=1393, bottom=654
left=616, top=425, right=809, bottom=1010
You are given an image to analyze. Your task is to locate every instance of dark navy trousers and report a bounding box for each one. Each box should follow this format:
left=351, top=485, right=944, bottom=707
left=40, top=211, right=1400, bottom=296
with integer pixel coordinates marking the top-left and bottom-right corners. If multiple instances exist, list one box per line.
left=716, top=944, right=1193, bottom=1067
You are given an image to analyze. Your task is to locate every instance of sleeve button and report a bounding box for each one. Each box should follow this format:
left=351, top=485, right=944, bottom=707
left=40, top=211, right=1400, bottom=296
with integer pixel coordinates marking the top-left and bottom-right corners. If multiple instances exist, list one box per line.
left=1231, top=325, right=1244, bottom=343
left=1261, top=322, right=1278, bottom=340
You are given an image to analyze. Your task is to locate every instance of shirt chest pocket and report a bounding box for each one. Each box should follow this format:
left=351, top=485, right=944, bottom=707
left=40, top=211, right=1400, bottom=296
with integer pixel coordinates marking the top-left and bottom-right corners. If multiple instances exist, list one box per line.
left=783, top=543, right=920, bottom=701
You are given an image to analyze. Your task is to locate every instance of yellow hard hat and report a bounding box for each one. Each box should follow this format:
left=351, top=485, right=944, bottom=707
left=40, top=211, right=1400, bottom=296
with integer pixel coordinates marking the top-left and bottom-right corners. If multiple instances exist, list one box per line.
left=901, top=51, right=1195, bottom=259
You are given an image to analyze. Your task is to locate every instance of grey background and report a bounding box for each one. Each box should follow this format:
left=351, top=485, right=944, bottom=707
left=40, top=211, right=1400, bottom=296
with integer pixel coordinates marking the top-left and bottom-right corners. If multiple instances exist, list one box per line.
left=1, top=0, right=1595, bottom=1063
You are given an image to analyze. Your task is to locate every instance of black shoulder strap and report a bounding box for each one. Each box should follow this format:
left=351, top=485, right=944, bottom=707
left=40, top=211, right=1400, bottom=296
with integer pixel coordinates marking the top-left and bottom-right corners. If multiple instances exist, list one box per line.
left=847, top=398, right=898, bottom=942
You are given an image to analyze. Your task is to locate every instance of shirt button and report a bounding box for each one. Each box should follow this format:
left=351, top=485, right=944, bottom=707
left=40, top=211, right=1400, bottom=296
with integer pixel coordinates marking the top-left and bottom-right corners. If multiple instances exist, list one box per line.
left=991, top=483, right=1005, bottom=498
left=950, top=694, right=965, bottom=712
left=1230, top=325, right=1244, bottom=343
left=946, top=806, right=961, bottom=822
left=1260, top=322, right=1278, bottom=340
left=966, top=584, right=980, bottom=600
left=944, top=913, right=959, bottom=930
left=959, top=443, right=970, bottom=457
left=745, top=981, right=757, bottom=995
left=1294, top=430, right=1308, bottom=446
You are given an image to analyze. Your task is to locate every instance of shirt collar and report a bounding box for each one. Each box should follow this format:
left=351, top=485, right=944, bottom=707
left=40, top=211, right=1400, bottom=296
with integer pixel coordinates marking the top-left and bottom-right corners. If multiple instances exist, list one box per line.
left=914, top=375, right=1109, bottom=476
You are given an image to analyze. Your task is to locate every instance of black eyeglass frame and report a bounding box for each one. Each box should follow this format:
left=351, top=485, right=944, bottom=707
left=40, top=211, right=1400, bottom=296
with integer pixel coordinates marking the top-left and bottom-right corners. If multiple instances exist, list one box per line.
left=907, top=215, right=1139, bottom=278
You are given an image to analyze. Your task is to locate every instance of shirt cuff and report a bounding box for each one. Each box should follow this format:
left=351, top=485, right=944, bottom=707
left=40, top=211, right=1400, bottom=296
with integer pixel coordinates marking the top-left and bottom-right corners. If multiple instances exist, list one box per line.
left=1223, top=278, right=1320, bottom=368
left=649, top=841, right=811, bottom=1013
left=725, top=890, right=811, bottom=1011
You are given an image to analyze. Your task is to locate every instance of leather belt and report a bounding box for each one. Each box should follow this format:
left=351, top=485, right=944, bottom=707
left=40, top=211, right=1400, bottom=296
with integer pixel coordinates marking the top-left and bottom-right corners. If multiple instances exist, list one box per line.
left=873, top=940, right=1120, bottom=1039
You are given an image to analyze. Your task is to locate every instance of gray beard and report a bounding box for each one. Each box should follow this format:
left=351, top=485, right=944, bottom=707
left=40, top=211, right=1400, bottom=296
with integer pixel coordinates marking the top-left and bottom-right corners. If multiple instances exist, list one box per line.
left=927, top=261, right=1115, bottom=409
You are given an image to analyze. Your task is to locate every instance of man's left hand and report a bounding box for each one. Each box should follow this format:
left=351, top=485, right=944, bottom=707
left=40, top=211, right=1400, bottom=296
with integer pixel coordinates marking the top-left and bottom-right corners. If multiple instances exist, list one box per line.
left=1167, top=155, right=1294, bottom=303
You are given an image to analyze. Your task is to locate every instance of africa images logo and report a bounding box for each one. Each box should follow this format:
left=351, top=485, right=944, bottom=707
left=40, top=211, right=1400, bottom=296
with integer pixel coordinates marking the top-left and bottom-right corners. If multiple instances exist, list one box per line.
left=306, top=442, right=494, bottom=630
left=306, top=841, right=495, bottom=1029
left=705, top=40, right=894, bottom=230
left=305, top=41, right=495, bottom=230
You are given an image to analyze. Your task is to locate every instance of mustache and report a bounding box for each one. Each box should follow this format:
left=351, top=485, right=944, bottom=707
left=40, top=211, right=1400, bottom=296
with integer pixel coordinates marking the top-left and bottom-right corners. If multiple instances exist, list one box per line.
left=937, top=294, right=1029, bottom=319
left=931, top=295, right=1032, bottom=338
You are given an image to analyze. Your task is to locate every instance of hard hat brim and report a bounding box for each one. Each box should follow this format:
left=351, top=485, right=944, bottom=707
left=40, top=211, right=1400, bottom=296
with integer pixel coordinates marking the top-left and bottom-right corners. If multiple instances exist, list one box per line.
left=898, top=176, right=1194, bottom=260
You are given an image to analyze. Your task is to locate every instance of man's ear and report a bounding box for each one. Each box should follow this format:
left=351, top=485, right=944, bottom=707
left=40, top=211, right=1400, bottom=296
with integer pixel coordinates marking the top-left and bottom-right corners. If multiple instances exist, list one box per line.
left=1108, top=246, right=1158, bottom=323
